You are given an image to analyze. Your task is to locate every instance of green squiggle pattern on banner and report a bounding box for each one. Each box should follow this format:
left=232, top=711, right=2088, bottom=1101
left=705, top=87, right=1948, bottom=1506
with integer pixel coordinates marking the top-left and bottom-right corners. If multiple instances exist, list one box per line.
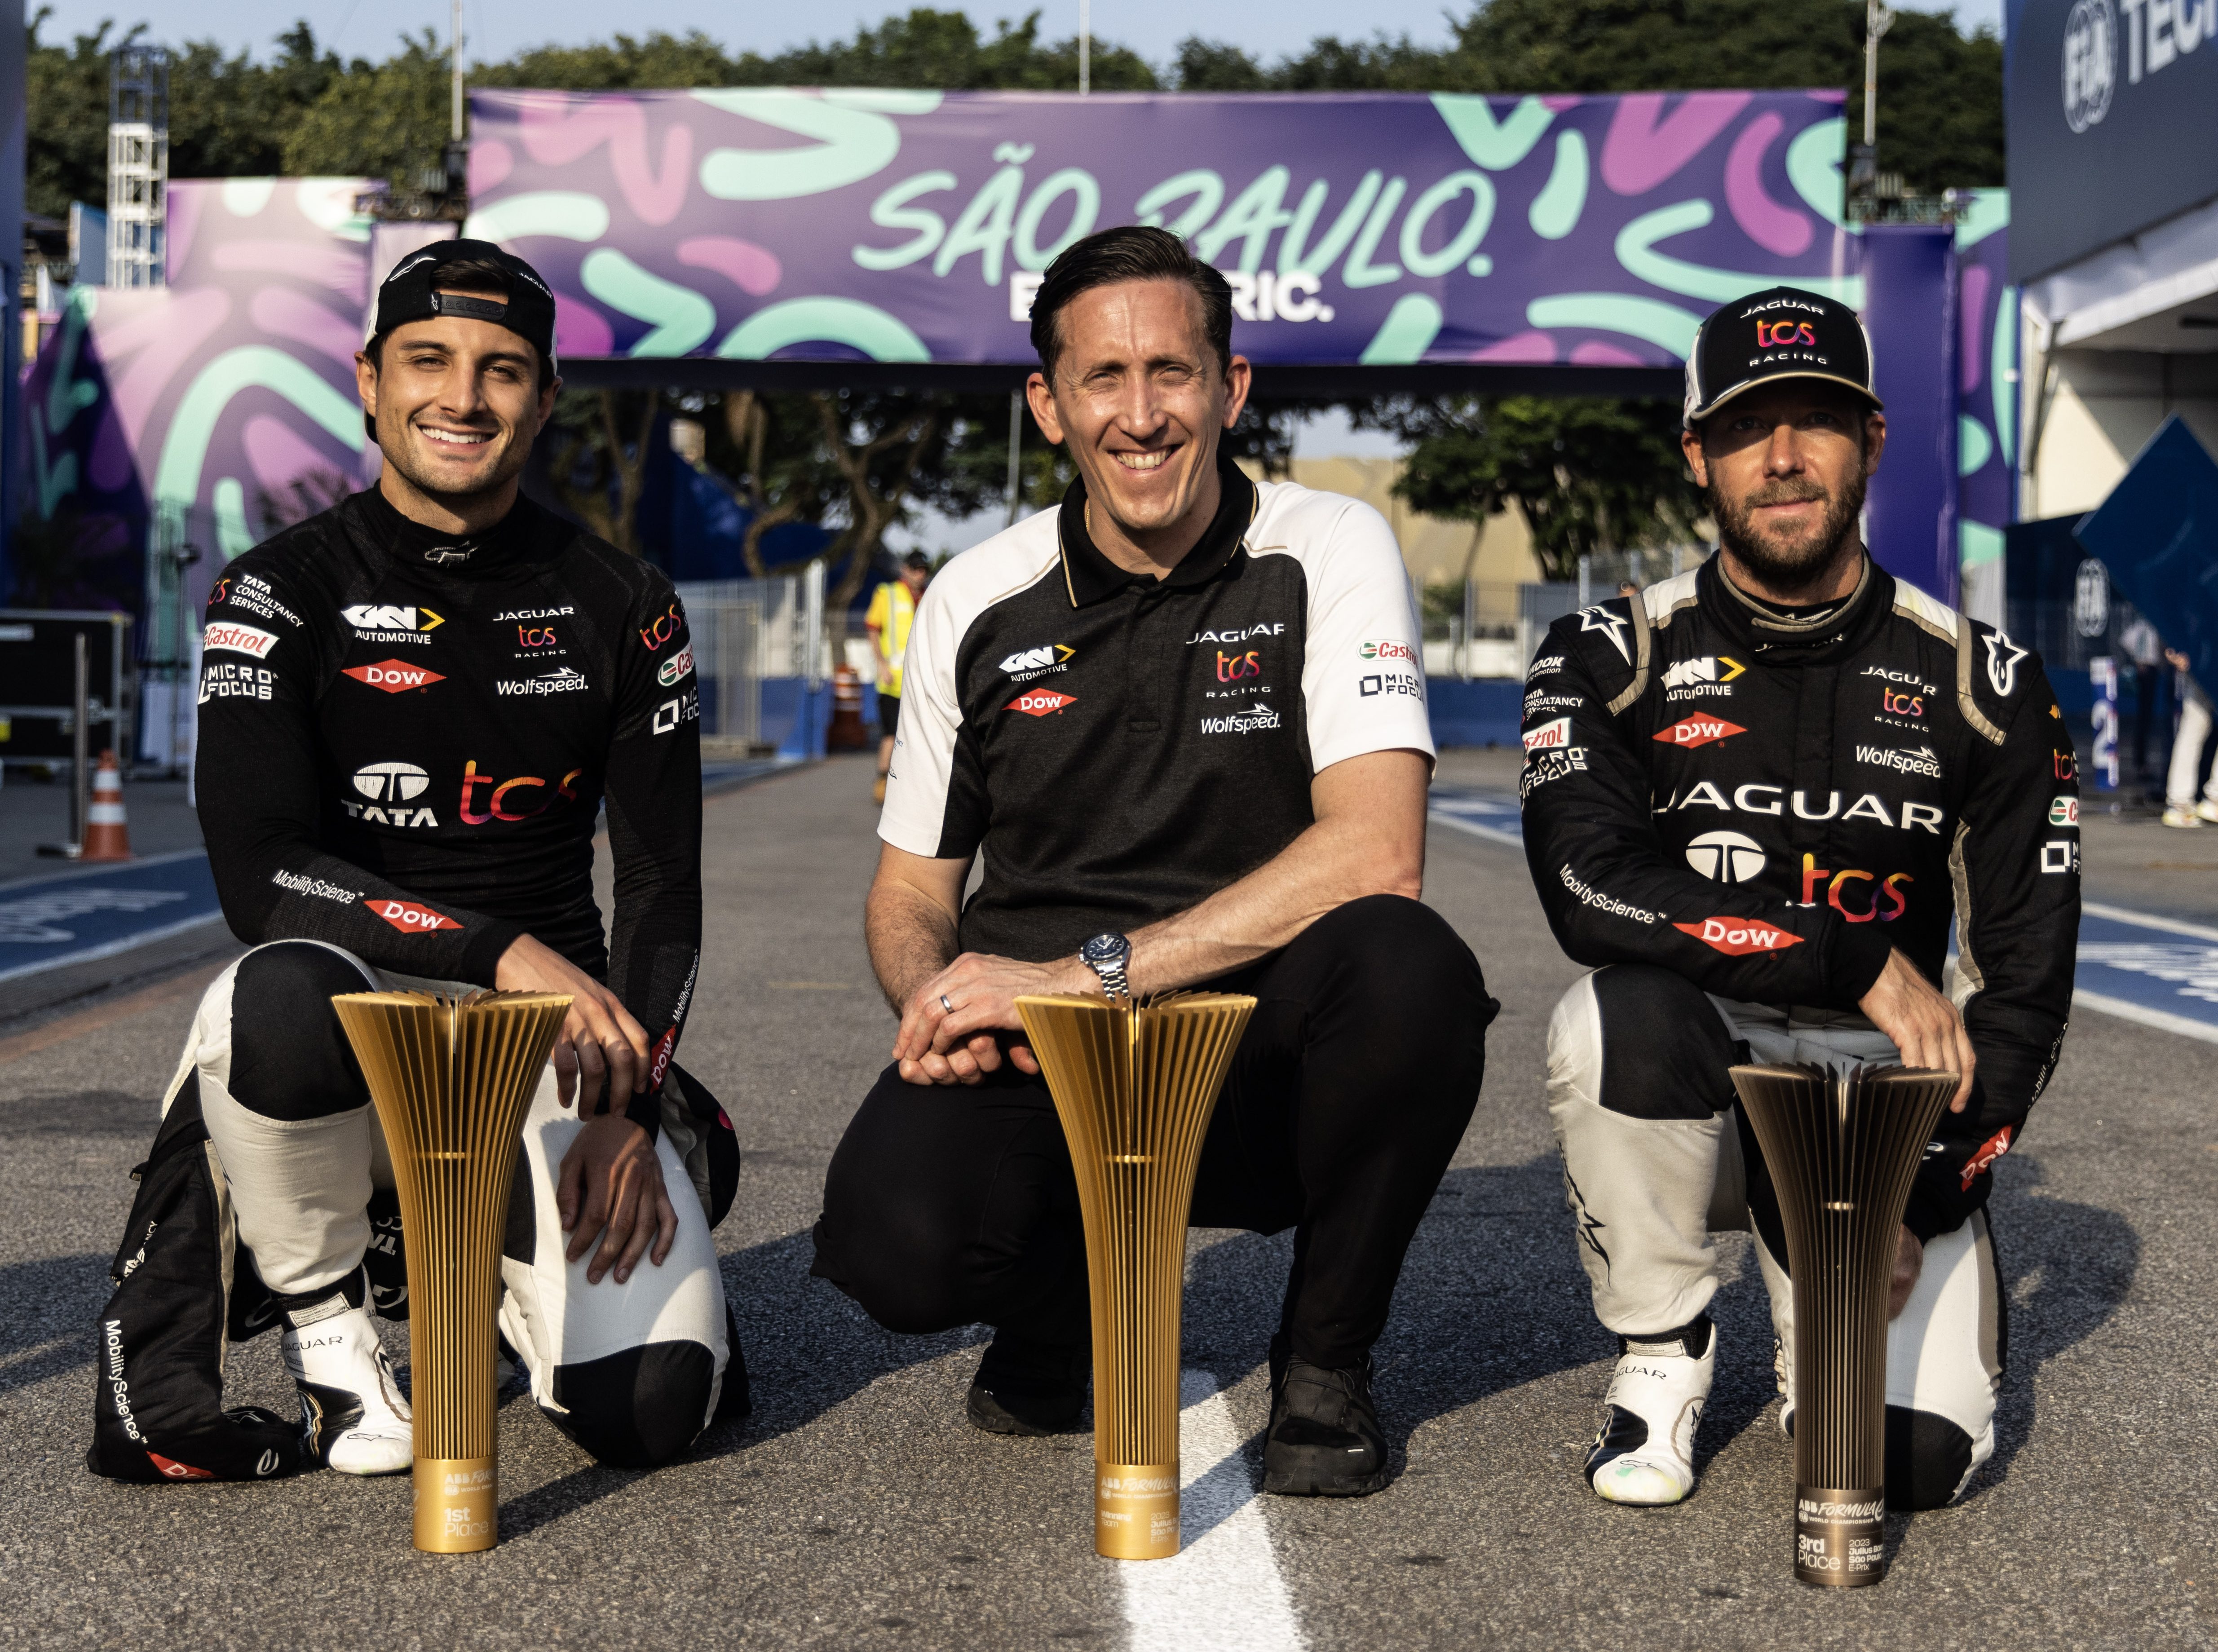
left=1786, top=118, right=1848, bottom=229
left=1961, top=519, right=2004, bottom=569
left=1960, top=415, right=1994, bottom=477
left=1530, top=131, right=1588, bottom=240
left=581, top=249, right=716, bottom=356
left=1527, top=292, right=1704, bottom=357
left=464, top=192, right=611, bottom=243
left=1431, top=95, right=1554, bottom=171
left=1617, top=199, right=1862, bottom=305
left=1360, top=294, right=1443, bottom=364
left=214, top=479, right=256, bottom=557
left=154, top=347, right=364, bottom=519
left=1953, top=187, right=2009, bottom=250
left=695, top=90, right=940, bottom=201
left=716, top=297, right=931, bottom=362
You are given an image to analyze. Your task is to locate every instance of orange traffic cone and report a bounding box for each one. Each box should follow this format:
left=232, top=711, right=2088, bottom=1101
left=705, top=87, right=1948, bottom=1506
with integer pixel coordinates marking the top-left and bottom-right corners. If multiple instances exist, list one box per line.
left=81, top=749, right=133, bottom=861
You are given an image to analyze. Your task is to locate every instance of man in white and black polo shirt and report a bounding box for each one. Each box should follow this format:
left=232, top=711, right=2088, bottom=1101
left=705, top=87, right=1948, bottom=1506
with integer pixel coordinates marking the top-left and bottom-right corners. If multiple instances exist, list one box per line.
left=809, top=226, right=1497, bottom=1497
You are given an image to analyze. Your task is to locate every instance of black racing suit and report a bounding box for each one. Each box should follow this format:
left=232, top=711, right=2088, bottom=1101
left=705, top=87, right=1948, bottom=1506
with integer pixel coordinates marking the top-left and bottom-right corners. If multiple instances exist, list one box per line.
left=1520, top=553, right=2078, bottom=1238
left=195, top=485, right=703, bottom=1134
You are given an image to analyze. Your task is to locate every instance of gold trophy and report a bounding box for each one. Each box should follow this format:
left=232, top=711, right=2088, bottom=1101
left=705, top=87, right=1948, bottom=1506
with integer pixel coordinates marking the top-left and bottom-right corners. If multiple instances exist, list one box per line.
left=1016, top=991, right=1256, bottom=1560
left=331, top=989, right=571, bottom=1553
left=1729, top=1061, right=1958, bottom=1589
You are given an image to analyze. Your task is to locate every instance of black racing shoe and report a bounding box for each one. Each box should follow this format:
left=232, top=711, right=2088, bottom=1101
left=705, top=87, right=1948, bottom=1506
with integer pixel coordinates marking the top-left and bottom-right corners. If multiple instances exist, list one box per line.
left=964, top=1332, right=1090, bottom=1436
left=713, top=1304, right=753, bottom=1424
left=1262, top=1340, right=1390, bottom=1497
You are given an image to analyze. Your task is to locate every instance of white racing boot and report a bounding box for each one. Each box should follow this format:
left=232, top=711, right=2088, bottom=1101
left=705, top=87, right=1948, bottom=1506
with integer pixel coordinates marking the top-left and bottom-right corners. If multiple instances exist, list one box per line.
left=1585, top=1315, right=1714, bottom=1506
left=283, top=1281, right=412, bottom=1475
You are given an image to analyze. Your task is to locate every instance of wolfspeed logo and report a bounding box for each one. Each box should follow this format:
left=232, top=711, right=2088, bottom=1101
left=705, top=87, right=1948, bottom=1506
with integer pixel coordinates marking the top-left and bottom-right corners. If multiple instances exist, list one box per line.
left=272, top=870, right=358, bottom=904
left=203, top=622, right=279, bottom=660
left=1559, top=864, right=1655, bottom=923
left=1798, top=1497, right=1884, bottom=1521
left=364, top=897, right=462, bottom=933
left=1856, top=743, right=1942, bottom=777
left=1675, top=915, right=1804, bottom=955
left=1201, top=706, right=1281, bottom=734
left=497, top=667, right=590, bottom=697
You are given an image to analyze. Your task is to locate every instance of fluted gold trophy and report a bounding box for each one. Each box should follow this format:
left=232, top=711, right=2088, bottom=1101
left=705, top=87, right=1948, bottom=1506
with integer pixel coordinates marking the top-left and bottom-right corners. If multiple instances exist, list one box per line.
left=1729, top=1061, right=1958, bottom=1588
left=331, top=989, right=571, bottom=1554
left=1016, top=991, right=1255, bottom=1560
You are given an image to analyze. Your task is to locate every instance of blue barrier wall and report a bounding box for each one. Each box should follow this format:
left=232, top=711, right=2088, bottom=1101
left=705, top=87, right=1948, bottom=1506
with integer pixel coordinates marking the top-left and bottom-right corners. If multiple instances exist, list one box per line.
left=1428, top=678, right=1524, bottom=749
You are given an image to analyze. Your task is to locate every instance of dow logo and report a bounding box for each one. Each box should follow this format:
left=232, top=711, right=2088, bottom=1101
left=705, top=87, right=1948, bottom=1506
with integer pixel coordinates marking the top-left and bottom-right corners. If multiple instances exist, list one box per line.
left=1654, top=716, right=1746, bottom=748
left=1005, top=690, right=1077, bottom=717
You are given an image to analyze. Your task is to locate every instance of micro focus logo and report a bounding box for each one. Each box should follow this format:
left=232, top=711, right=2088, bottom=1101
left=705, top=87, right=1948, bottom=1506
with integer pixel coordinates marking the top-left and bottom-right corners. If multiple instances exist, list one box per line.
left=2063, top=0, right=2117, bottom=133
left=1684, top=830, right=1766, bottom=883
left=1006, top=690, right=1077, bottom=717
left=1675, top=916, right=1804, bottom=956
left=343, top=659, right=445, bottom=693
left=1654, top=716, right=1746, bottom=748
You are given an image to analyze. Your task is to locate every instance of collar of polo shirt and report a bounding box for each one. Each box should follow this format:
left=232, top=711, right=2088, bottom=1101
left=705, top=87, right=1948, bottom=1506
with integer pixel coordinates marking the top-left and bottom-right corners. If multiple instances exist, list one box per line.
left=1055, top=452, right=1260, bottom=607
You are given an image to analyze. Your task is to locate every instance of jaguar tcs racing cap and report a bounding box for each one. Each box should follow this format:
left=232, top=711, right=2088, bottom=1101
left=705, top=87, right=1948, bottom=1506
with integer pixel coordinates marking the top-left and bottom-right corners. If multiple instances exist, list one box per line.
left=370, top=238, right=559, bottom=371
left=1682, top=284, right=1882, bottom=429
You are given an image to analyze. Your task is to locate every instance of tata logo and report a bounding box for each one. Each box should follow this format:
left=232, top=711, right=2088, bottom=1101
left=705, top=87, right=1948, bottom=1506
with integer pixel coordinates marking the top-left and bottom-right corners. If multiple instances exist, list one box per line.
left=347, top=761, right=437, bottom=827
left=1674, top=916, right=1804, bottom=956
left=1006, top=689, right=1077, bottom=717
left=342, top=605, right=443, bottom=635
left=1800, top=855, right=1912, bottom=922
left=638, top=601, right=685, bottom=651
left=459, top=760, right=583, bottom=824
left=1216, top=649, right=1262, bottom=682
left=1654, top=716, right=1746, bottom=748
left=1754, top=321, right=1817, bottom=349
left=343, top=659, right=444, bottom=694
left=1661, top=655, right=1745, bottom=689
left=363, top=897, right=462, bottom=933
left=2063, top=0, right=2118, bottom=132
left=1684, top=830, right=1765, bottom=883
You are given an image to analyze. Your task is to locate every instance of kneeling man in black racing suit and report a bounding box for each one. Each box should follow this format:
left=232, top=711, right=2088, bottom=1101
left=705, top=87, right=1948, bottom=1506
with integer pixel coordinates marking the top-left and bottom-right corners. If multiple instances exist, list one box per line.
left=93, top=243, right=738, bottom=1485
left=1520, top=286, right=2078, bottom=1512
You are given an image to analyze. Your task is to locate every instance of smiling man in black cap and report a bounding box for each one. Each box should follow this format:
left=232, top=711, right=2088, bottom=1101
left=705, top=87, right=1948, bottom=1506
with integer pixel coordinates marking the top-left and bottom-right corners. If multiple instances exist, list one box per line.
left=1520, top=285, right=2078, bottom=1513
left=89, top=242, right=742, bottom=1489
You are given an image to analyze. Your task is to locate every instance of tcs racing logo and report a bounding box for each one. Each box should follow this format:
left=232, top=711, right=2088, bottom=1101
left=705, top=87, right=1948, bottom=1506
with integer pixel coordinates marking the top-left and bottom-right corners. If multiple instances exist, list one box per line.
left=639, top=601, right=685, bottom=651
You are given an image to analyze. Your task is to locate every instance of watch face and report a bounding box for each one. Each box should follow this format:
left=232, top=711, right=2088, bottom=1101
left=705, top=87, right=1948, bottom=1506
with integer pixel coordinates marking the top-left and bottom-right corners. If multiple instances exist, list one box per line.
left=1082, top=932, right=1128, bottom=966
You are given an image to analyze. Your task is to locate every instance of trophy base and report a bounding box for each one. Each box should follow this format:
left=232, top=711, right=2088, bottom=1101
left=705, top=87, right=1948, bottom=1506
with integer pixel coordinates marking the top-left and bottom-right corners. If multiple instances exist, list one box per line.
left=415, top=1457, right=498, bottom=1553
left=1794, top=1485, right=1887, bottom=1587
left=1096, top=1462, right=1180, bottom=1560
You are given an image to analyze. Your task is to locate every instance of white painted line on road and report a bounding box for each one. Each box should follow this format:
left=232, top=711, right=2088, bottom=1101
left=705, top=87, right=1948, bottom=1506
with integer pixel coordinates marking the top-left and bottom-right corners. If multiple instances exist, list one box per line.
left=2071, top=988, right=2218, bottom=1044
left=1429, top=813, right=1524, bottom=849
left=0, top=912, right=226, bottom=984
left=2082, top=901, right=2218, bottom=944
left=1119, top=1369, right=1304, bottom=1652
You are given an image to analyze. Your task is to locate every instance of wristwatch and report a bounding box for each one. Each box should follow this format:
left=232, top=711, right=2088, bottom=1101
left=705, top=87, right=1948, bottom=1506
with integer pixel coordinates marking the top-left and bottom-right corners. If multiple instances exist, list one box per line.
left=1080, top=932, right=1133, bottom=999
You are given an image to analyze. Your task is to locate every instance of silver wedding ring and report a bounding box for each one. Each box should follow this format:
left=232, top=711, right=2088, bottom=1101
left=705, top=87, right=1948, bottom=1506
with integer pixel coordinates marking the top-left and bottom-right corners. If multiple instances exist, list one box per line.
left=940, top=994, right=954, bottom=1013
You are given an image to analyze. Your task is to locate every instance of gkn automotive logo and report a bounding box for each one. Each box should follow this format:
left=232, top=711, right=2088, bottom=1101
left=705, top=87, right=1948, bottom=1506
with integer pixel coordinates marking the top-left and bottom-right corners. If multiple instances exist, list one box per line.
left=342, top=605, right=443, bottom=644
left=1000, top=643, right=1076, bottom=682
left=1661, top=655, right=1745, bottom=698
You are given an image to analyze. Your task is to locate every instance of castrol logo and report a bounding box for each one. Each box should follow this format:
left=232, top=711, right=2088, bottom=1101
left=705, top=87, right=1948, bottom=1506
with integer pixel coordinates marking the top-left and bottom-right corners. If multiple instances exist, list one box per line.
left=1674, top=915, right=1802, bottom=956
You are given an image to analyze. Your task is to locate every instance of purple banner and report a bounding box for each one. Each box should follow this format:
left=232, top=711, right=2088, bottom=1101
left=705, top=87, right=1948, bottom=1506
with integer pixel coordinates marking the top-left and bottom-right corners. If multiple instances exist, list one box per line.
left=464, top=88, right=1862, bottom=368
left=1954, top=190, right=2015, bottom=623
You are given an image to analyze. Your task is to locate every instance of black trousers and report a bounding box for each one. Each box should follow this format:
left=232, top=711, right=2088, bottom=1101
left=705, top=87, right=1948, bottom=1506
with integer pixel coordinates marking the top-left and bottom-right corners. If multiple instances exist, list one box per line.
left=810, top=896, right=1497, bottom=1369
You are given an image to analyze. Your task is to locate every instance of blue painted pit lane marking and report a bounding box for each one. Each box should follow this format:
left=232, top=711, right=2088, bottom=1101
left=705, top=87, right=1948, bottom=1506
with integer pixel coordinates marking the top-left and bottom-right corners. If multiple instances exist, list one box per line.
left=1428, top=787, right=1524, bottom=848
left=2072, top=901, right=2218, bottom=1045
left=0, top=851, right=225, bottom=984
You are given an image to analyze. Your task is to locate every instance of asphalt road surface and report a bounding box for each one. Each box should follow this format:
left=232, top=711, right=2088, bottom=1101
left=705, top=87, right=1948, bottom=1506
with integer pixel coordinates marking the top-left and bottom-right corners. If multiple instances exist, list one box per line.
left=2, top=753, right=2210, bottom=1649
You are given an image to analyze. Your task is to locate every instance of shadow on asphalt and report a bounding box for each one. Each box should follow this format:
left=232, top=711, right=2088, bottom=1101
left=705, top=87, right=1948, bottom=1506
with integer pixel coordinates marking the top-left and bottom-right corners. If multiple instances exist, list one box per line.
left=0, top=1254, right=111, bottom=1399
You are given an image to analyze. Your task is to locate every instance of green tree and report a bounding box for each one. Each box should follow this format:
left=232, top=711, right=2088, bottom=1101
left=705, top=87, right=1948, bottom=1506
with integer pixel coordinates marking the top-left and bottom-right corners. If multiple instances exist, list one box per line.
left=1363, top=396, right=1706, bottom=582
left=281, top=31, right=453, bottom=189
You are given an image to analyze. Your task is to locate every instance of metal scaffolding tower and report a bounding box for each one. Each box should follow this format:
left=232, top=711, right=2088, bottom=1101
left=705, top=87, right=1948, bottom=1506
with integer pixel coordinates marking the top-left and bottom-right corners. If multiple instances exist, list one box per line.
left=107, top=45, right=168, bottom=288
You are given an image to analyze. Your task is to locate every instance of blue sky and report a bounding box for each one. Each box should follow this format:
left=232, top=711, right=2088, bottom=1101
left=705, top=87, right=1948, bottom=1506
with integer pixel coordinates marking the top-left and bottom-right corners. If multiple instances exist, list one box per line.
left=36, top=0, right=2003, bottom=71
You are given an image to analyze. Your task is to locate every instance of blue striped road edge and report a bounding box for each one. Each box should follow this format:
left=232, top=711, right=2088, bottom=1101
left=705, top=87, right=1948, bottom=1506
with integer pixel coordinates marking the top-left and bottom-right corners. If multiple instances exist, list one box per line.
left=0, top=849, right=226, bottom=984
left=1428, top=787, right=1524, bottom=848
left=2072, top=901, right=2218, bottom=1046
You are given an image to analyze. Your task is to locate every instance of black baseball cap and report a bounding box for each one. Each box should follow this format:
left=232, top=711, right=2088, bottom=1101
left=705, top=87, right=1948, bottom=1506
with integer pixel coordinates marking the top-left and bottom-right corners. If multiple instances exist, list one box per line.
left=1682, top=285, right=1881, bottom=428
left=371, top=238, right=559, bottom=371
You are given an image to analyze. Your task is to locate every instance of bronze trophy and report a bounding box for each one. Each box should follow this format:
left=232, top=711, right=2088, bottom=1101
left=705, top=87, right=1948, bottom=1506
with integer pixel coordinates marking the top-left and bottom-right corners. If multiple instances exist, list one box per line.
left=1729, top=1061, right=1958, bottom=1588
left=331, top=989, right=570, bottom=1553
left=1016, top=991, right=1255, bottom=1560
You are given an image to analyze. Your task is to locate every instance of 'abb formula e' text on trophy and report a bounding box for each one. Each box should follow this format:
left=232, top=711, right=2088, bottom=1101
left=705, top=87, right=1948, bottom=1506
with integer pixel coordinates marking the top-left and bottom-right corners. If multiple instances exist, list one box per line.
left=1016, top=991, right=1255, bottom=1560
left=1729, top=1061, right=1958, bottom=1588
left=330, top=989, right=570, bottom=1554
